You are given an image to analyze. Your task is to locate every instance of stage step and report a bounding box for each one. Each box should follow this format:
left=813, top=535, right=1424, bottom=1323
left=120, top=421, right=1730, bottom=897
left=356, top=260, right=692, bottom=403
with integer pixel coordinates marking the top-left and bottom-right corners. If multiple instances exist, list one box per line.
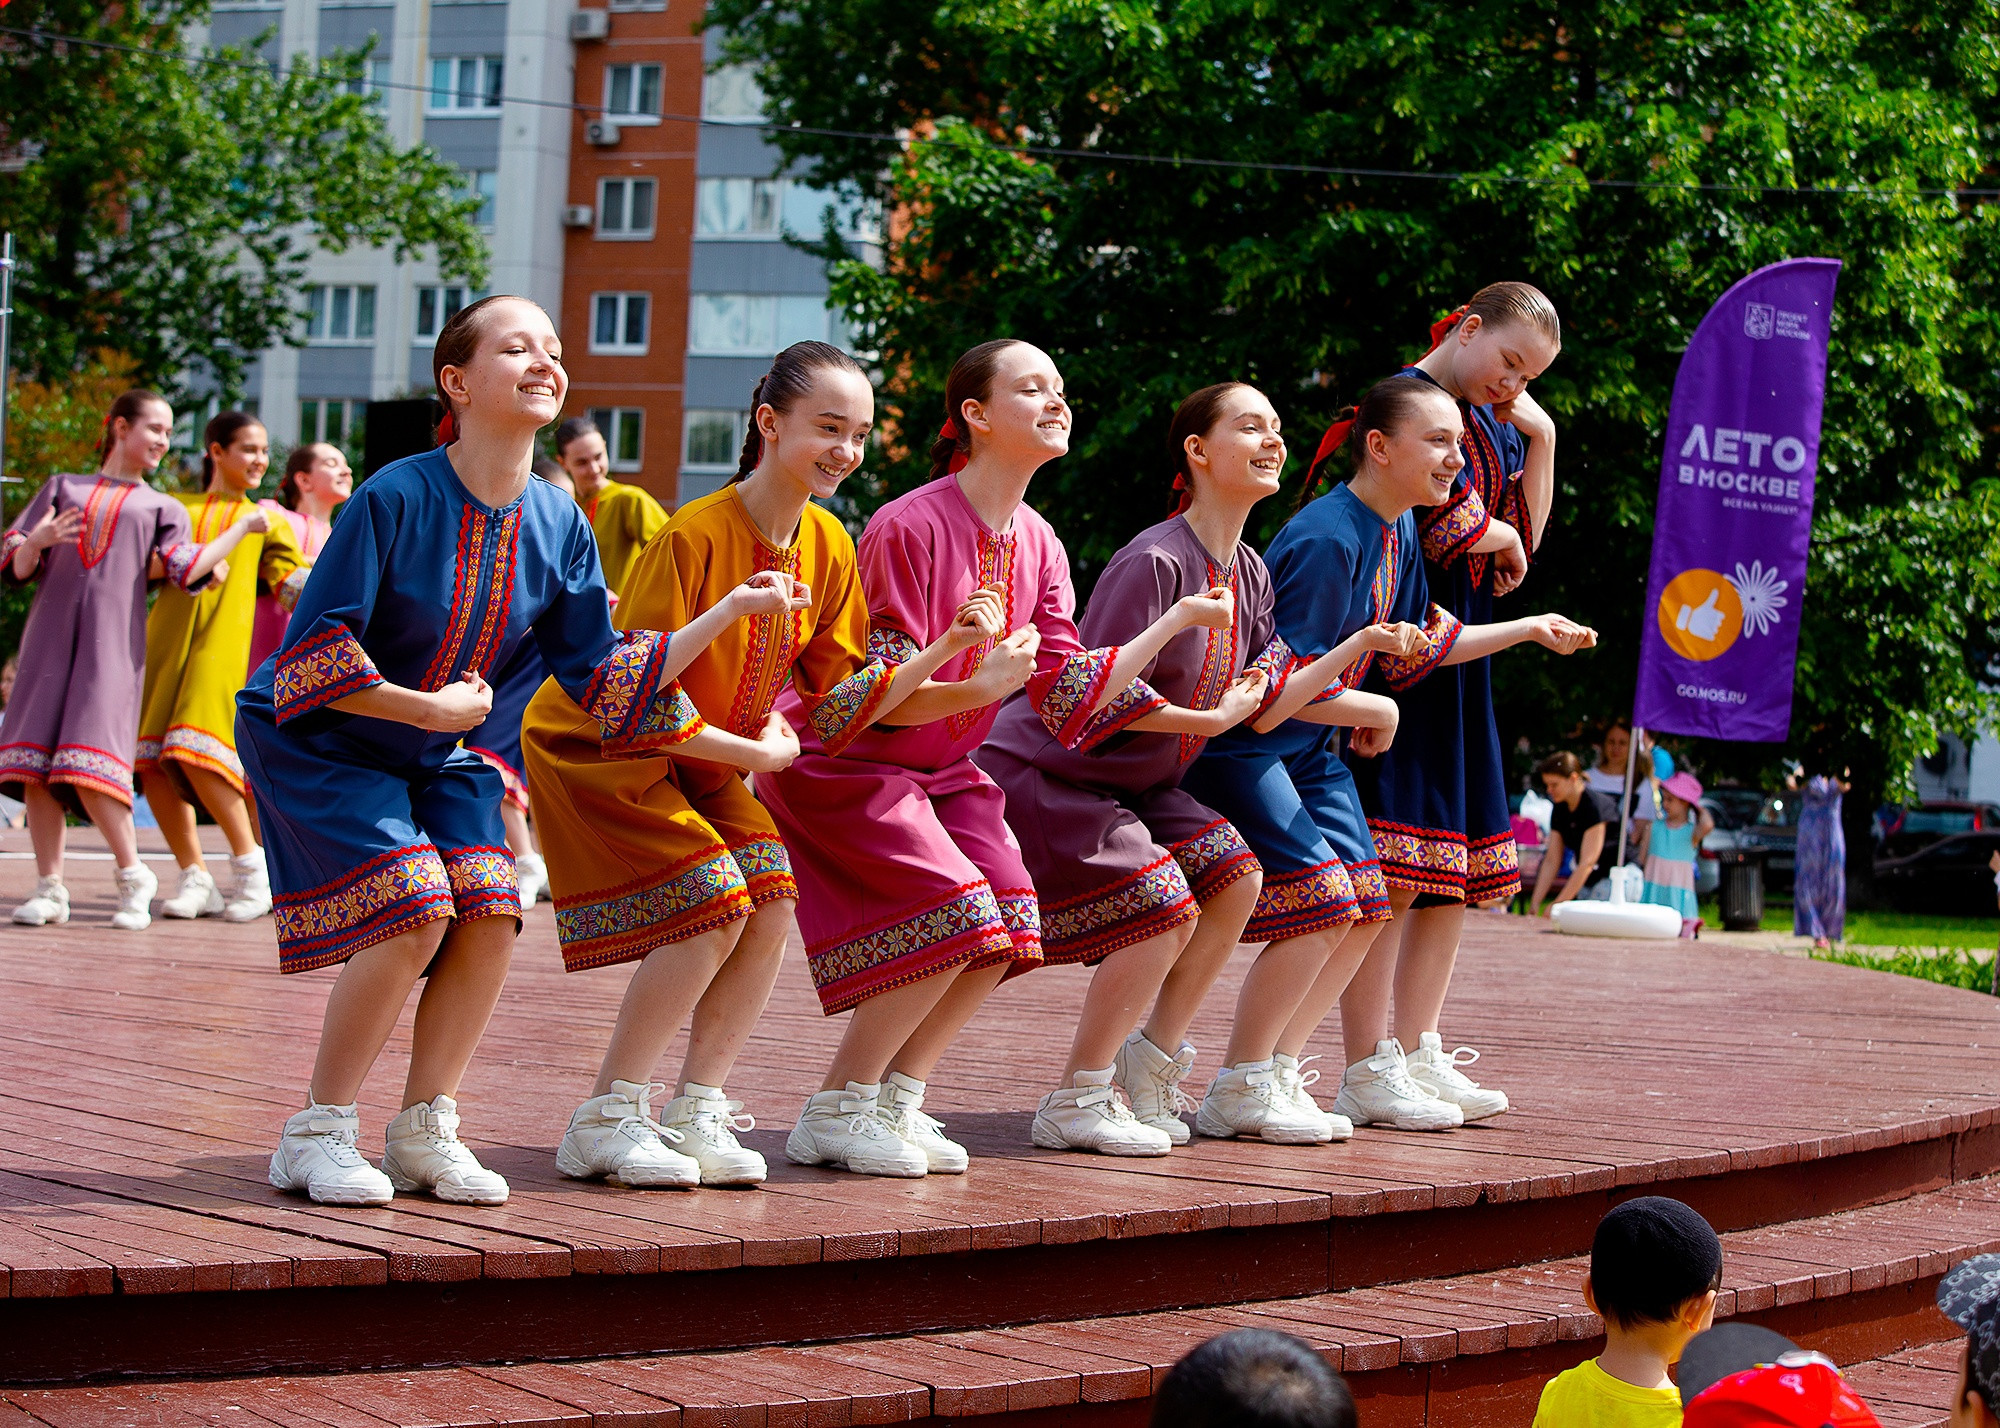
left=7, top=1175, right=1990, bottom=1428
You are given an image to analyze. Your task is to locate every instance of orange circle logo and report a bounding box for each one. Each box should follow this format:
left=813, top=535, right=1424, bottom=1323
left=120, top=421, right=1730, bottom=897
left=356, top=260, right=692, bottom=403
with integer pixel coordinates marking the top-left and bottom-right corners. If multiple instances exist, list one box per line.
left=1656, top=568, right=1742, bottom=661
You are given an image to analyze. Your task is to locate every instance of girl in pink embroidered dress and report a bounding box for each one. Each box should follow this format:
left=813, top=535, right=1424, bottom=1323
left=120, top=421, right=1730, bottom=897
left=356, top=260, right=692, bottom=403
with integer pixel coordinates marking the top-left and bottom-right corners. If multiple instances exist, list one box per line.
left=248, top=442, right=351, bottom=675
left=762, top=340, right=1232, bottom=1173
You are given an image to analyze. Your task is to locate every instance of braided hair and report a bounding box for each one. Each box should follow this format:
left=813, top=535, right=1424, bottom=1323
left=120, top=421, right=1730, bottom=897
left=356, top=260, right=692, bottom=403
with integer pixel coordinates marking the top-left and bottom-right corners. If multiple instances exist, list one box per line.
left=733, top=341, right=869, bottom=480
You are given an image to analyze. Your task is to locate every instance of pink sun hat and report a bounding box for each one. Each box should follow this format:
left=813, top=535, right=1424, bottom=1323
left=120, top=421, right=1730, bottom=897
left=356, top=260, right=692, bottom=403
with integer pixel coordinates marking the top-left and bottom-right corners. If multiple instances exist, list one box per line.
left=1661, top=771, right=1704, bottom=804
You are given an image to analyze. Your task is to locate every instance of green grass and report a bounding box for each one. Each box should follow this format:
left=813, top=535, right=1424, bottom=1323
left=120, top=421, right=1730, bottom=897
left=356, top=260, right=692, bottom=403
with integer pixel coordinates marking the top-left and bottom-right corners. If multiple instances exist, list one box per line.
left=1813, top=945, right=1996, bottom=994
left=1697, top=900, right=1998, bottom=950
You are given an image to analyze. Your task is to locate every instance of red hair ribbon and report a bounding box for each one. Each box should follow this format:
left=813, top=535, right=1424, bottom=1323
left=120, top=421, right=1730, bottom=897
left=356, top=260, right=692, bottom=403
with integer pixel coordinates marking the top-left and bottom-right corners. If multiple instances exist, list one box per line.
left=1170, top=471, right=1192, bottom=518
left=940, top=416, right=969, bottom=474
left=1425, top=304, right=1470, bottom=357
left=436, top=408, right=458, bottom=446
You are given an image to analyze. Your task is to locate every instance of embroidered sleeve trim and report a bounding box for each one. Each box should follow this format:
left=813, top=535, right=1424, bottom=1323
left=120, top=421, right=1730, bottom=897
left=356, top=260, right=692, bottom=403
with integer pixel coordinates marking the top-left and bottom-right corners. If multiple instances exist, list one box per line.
left=275, top=566, right=311, bottom=614
left=866, top=626, right=920, bottom=666
left=1248, top=635, right=1317, bottom=720
left=161, top=542, right=208, bottom=592
left=1, top=528, right=36, bottom=583
left=810, top=658, right=895, bottom=756
left=1379, top=604, right=1465, bottom=690
left=1418, top=482, right=1490, bottom=569
left=583, top=629, right=693, bottom=755
left=273, top=625, right=382, bottom=723
left=1076, top=677, right=1169, bottom=753
left=603, top=682, right=707, bottom=759
left=1492, top=470, right=1533, bottom=571
left=1027, top=646, right=1121, bottom=749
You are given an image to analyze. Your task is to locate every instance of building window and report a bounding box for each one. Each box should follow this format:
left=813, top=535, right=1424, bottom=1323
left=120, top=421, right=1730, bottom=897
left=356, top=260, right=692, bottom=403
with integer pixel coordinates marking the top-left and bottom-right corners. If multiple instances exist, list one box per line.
left=695, top=178, right=781, bottom=237
left=464, top=169, right=497, bottom=228
left=596, top=177, right=656, bottom=239
left=428, top=55, right=502, bottom=112
left=687, top=293, right=835, bottom=355
left=299, top=398, right=367, bottom=449
left=603, top=63, right=662, bottom=121
left=414, top=284, right=488, bottom=341
left=586, top=407, right=644, bottom=472
left=338, top=58, right=392, bottom=99
left=607, top=0, right=665, bottom=11
left=683, top=409, right=747, bottom=471
left=304, top=284, right=377, bottom=343
left=591, top=292, right=650, bottom=354
left=702, top=63, right=765, bottom=122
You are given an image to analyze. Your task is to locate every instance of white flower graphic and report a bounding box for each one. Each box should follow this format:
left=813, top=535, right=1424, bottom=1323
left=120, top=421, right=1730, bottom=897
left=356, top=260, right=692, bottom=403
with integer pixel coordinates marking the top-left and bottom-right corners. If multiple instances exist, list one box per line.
left=1727, top=560, right=1789, bottom=637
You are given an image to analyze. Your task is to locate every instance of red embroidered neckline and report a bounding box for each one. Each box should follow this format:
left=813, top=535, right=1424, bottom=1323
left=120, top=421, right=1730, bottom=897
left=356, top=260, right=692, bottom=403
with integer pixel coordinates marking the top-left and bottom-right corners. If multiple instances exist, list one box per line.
left=78, top=479, right=137, bottom=570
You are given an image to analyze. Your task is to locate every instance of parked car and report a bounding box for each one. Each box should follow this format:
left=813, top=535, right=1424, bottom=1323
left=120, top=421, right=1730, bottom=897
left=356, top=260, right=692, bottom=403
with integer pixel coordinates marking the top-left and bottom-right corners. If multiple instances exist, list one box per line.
left=1878, top=801, right=2000, bottom=861
left=1730, top=793, right=1800, bottom=893
left=1872, top=830, right=2000, bottom=916
left=1694, top=788, right=1766, bottom=898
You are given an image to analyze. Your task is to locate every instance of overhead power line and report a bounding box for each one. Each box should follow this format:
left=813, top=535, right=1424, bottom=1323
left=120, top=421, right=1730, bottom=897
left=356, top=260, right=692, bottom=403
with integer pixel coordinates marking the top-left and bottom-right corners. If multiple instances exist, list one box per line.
left=4, top=20, right=1996, bottom=201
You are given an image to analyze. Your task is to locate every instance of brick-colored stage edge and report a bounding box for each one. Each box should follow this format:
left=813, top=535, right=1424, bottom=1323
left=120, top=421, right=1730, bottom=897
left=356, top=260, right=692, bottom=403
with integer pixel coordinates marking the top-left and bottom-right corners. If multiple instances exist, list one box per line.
left=0, top=836, right=1996, bottom=1425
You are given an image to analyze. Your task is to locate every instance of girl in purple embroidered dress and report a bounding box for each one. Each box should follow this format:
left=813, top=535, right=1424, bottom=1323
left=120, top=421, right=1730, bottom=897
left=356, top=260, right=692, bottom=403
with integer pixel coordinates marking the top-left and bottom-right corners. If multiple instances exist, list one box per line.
left=3, top=390, right=256, bottom=932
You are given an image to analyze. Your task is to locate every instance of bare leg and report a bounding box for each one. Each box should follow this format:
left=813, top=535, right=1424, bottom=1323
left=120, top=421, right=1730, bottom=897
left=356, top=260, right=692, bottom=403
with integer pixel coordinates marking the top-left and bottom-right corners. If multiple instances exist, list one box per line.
left=141, top=771, right=205, bottom=871
left=1327, top=912, right=1403, bottom=1065
left=680, top=898, right=793, bottom=1089
left=823, top=964, right=963, bottom=1091
left=1223, top=924, right=1349, bottom=1065
left=23, top=785, right=68, bottom=880
left=76, top=789, right=140, bottom=869
left=403, top=915, right=517, bottom=1106
left=1064, top=924, right=1194, bottom=1078
left=498, top=801, right=533, bottom=858
left=1392, top=901, right=1466, bottom=1043
left=184, top=767, right=259, bottom=859
left=1145, top=871, right=1261, bottom=1052
left=308, top=918, right=450, bottom=1105
left=595, top=919, right=744, bottom=1095
left=887, top=959, right=1010, bottom=1083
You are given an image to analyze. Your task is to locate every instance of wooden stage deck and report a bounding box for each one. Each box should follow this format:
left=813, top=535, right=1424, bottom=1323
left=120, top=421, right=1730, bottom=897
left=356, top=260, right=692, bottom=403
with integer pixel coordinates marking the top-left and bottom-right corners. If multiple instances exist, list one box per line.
left=1, top=835, right=1997, bottom=1424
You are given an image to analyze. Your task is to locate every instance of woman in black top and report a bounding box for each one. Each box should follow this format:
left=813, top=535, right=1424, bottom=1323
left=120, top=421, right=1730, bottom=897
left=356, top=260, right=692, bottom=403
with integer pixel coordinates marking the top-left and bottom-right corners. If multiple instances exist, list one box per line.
left=1530, top=751, right=1621, bottom=915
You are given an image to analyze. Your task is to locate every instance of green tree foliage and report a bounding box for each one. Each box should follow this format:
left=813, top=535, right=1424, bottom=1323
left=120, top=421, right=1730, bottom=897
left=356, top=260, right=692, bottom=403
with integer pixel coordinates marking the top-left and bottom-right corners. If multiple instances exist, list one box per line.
left=0, top=0, right=488, bottom=401
left=710, top=0, right=2000, bottom=816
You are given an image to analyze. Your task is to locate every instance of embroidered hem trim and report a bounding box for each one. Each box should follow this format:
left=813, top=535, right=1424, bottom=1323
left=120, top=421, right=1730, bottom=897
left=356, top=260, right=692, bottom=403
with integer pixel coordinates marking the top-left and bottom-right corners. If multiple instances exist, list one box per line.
left=1172, top=819, right=1262, bottom=904
left=1038, top=853, right=1198, bottom=967
left=1370, top=819, right=1471, bottom=897
left=812, top=658, right=896, bottom=756
left=1379, top=605, right=1465, bottom=691
left=1349, top=861, right=1394, bottom=922
left=141, top=725, right=247, bottom=793
left=1467, top=829, right=1522, bottom=903
left=1243, top=858, right=1360, bottom=943
left=807, top=880, right=1022, bottom=1015
left=467, top=746, right=530, bottom=810
left=275, top=845, right=457, bottom=974
left=274, top=624, right=382, bottom=723
left=444, top=845, right=521, bottom=925
left=555, top=842, right=768, bottom=973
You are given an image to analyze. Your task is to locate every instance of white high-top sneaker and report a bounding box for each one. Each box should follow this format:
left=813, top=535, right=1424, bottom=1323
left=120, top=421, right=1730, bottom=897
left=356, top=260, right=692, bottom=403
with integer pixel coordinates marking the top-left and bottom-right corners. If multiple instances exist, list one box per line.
left=1031, top=1068, right=1173, bottom=1156
left=1195, top=1060, right=1332, bottom=1144
left=785, top=1083, right=928, bottom=1177
left=1405, top=1033, right=1510, bottom=1121
left=1113, top=1030, right=1195, bottom=1145
left=514, top=851, right=549, bottom=908
left=1274, top=1052, right=1353, bottom=1141
left=380, top=1095, right=510, bottom=1204
left=270, top=1100, right=395, bottom=1206
left=109, top=863, right=158, bottom=931
left=12, top=875, right=70, bottom=926
left=223, top=848, right=273, bottom=923
left=879, top=1071, right=968, bottom=1174
left=1331, top=1039, right=1464, bottom=1132
left=160, top=864, right=223, bottom=919
left=657, top=1082, right=767, bottom=1186
left=556, top=1080, right=701, bottom=1188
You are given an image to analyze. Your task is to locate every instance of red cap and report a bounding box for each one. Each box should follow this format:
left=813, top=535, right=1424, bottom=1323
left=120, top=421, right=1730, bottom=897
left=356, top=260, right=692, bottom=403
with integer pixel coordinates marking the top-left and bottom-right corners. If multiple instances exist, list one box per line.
left=1683, top=1359, right=1882, bottom=1428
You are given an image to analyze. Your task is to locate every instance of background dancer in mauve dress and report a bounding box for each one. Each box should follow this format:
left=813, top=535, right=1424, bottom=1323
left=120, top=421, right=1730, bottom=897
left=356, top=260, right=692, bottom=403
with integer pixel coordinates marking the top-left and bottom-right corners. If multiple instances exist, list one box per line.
left=4, top=390, right=253, bottom=932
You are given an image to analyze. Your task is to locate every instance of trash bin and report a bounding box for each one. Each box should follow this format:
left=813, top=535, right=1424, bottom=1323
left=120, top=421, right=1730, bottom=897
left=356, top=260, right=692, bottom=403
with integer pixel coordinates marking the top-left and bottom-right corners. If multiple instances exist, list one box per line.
left=1716, top=849, right=1766, bottom=932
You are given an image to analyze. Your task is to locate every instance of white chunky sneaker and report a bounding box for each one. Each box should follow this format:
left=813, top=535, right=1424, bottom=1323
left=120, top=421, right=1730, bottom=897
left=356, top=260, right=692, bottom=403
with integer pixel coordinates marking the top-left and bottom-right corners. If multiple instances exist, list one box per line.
left=1031, top=1068, right=1173, bottom=1156
left=160, top=864, right=223, bottom=919
left=270, top=1100, right=395, bottom=1206
left=1113, top=1030, right=1195, bottom=1145
left=556, top=1080, right=700, bottom=1188
left=1332, top=1039, right=1464, bottom=1132
left=11, top=875, right=70, bottom=926
left=657, top=1082, right=767, bottom=1186
left=785, top=1083, right=929, bottom=1177
left=109, top=863, right=157, bottom=931
left=1405, top=1033, right=1510, bottom=1122
left=381, top=1095, right=510, bottom=1204
left=1275, top=1052, right=1353, bottom=1142
left=223, top=848, right=273, bottom=923
left=880, top=1071, right=968, bottom=1174
left=514, top=851, right=549, bottom=908
left=1195, top=1060, right=1332, bottom=1144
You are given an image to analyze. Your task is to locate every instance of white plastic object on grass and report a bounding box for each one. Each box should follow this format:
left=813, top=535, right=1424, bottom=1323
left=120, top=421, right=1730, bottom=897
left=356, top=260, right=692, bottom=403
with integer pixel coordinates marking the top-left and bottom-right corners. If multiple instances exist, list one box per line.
left=1551, top=863, right=1682, bottom=940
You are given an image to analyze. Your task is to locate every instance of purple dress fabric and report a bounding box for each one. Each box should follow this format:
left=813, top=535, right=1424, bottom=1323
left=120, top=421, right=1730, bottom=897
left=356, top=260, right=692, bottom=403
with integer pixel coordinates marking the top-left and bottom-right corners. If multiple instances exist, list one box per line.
left=1792, top=775, right=1846, bottom=942
left=0, top=475, right=205, bottom=813
left=975, top=518, right=1293, bottom=965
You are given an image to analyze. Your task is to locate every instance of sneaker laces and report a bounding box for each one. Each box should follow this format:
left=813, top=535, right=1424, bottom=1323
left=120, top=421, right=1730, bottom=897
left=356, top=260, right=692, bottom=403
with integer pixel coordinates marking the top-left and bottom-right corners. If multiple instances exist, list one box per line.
left=607, top=1083, right=686, bottom=1147
left=1361, top=1054, right=1435, bottom=1102
left=299, top=1108, right=369, bottom=1167
left=689, top=1096, right=755, bottom=1146
left=409, top=1104, right=479, bottom=1162
left=1293, top=1055, right=1324, bottom=1091
left=829, top=1094, right=902, bottom=1140
left=1075, top=1082, right=1141, bottom=1125
left=1420, top=1046, right=1487, bottom=1091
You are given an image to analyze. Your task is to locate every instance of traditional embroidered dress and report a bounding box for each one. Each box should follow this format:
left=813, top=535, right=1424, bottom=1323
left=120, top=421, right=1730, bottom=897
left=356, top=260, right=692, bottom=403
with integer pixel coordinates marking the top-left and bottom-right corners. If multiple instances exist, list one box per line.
left=521, top=483, right=881, bottom=974
left=0, top=474, right=208, bottom=814
left=1187, top=485, right=1461, bottom=936
left=582, top=480, right=668, bottom=595
left=248, top=502, right=332, bottom=676
left=1345, top=367, right=1532, bottom=904
left=138, top=491, right=307, bottom=797
left=761, top=476, right=1138, bottom=1013
left=236, top=447, right=680, bottom=974
left=976, top=517, right=1292, bottom=965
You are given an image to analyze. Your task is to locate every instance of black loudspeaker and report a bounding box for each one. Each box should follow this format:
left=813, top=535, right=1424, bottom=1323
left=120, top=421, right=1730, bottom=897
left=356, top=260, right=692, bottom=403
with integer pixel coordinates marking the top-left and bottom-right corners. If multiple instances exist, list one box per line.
left=362, top=398, right=442, bottom=479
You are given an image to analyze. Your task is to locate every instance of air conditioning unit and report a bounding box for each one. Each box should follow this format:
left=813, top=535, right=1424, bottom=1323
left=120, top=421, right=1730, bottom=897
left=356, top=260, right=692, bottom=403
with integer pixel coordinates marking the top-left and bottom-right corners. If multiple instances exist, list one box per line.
left=569, top=9, right=609, bottom=39
left=561, top=204, right=594, bottom=228
left=584, top=118, right=621, bottom=147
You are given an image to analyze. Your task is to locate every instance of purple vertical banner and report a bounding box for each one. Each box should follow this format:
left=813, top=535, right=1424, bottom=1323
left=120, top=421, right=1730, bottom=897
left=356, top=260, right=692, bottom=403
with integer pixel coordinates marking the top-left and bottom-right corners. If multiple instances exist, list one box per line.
left=1633, top=258, right=1841, bottom=742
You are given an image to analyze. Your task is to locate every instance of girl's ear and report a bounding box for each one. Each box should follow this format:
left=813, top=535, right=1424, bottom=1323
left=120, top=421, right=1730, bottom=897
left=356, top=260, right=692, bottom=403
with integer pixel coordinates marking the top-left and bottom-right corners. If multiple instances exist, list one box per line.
left=1183, top=433, right=1206, bottom=472
left=755, top=403, right=780, bottom=443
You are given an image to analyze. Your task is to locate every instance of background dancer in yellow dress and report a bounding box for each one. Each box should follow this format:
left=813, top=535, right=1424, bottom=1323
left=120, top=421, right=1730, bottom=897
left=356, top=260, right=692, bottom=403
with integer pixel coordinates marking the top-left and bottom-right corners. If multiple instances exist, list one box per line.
left=553, top=415, right=666, bottom=597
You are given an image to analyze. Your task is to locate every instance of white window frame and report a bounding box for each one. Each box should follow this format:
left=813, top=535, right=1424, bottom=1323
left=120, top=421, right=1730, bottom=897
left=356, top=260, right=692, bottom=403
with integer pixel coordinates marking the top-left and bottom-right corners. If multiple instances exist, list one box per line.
left=590, top=292, right=651, bottom=355
left=596, top=176, right=657, bottom=240
left=682, top=409, right=748, bottom=473
left=303, top=284, right=377, bottom=344
left=686, top=292, right=834, bottom=357
left=298, top=398, right=367, bottom=449
left=694, top=177, right=782, bottom=239
left=464, top=169, right=497, bottom=229
left=602, top=62, right=663, bottom=122
left=607, top=0, right=665, bottom=11
left=413, top=284, right=487, bottom=342
left=427, top=55, right=503, bottom=113
left=586, top=407, right=645, bottom=472
left=341, top=57, right=392, bottom=99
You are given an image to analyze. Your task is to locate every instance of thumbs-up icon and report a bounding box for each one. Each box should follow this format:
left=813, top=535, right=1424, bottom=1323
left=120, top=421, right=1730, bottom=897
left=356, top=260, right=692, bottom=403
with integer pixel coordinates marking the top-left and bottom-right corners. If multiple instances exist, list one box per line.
left=1675, top=587, right=1726, bottom=641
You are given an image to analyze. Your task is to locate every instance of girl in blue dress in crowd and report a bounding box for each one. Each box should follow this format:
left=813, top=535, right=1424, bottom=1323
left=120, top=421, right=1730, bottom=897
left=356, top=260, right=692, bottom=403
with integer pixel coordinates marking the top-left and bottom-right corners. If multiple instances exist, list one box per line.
left=238, top=296, right=800, bottom=1208
left=1187, top=375, right=1595, bottom=1135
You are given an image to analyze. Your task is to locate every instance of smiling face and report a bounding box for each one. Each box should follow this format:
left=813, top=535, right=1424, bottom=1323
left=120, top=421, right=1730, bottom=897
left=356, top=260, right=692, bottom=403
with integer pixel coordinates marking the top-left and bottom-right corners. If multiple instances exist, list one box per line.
left=1448, top=315, right=1560, bottom=407
left=295, top=443, right=353, bottom=507
left=756, top=365, right=874, bottom=500
left=439, top=298, right=567, bottom=435
left=1187, top=385, right=1285, bottom=505
left=209, top=423, right=270, bottom=496
left=1359, top=387, right=1463, bottom=509
left=559, top=428, right=610, bottom=491
left=111, top=399, right=175, bottom=474
left=962, top=342, right=1070, bottom=467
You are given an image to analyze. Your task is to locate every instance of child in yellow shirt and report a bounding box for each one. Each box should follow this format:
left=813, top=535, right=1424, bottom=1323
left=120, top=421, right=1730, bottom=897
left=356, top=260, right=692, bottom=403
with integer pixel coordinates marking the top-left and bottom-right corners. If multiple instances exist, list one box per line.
left=1533, top=1197, right=1723, bottom=1427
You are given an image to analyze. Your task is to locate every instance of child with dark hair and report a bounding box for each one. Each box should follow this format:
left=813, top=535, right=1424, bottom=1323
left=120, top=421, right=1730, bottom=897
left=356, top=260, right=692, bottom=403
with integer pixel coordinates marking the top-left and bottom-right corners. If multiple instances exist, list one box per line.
left=1533, top=1196, right=1723, bottom=1427
left=1151, top=1328, right=1356, bottom=1428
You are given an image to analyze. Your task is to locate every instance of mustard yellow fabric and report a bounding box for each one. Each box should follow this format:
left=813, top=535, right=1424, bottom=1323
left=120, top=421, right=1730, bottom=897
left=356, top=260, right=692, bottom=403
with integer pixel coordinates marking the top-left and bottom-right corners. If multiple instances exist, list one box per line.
left=1531, top=1359, right=1685, bottom=1428
left=583, top=480, right=668, bottom=597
